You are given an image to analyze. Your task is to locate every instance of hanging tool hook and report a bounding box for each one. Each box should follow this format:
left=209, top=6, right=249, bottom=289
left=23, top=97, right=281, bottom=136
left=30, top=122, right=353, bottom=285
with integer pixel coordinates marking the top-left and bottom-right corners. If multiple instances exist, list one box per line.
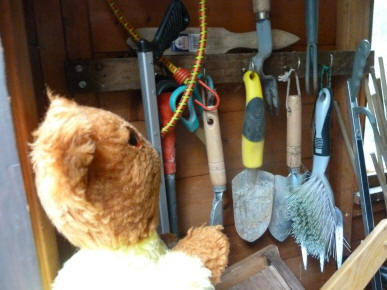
left=278, top=65, right=301, bottom=112
left=296, top=55, right=301, bottom=72
left=319, top=54, right=333, bottom=90
left=282, top=55, right=300, bottom=74
left=330, top=53, right=334, bottom=69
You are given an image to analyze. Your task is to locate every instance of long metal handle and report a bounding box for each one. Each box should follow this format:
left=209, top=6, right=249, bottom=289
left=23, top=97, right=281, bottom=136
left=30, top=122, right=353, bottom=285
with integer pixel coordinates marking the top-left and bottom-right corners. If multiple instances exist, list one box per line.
left=137, top=41, right=170, bottom=234
left=349, top=40, right=371, bottom=99
left=348, top=102, right=382, bottom=290
left=346, top=39, right=382, bottom=290
left=305, top=0, right=318, bottom=43
left=305, top=0, right=319, bottom=94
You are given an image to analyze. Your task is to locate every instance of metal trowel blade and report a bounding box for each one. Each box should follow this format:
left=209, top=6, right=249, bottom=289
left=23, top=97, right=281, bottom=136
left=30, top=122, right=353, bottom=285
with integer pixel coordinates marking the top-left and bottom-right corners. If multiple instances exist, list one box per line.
left=268, top=174, right=291, bottom=241
left=232, top=169, right=274, bottom=242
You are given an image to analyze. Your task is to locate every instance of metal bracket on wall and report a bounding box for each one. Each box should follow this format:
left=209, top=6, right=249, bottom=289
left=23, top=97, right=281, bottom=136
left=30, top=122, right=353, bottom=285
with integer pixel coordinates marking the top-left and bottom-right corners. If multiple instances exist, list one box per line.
left=65, top=50, right=374, bottom=93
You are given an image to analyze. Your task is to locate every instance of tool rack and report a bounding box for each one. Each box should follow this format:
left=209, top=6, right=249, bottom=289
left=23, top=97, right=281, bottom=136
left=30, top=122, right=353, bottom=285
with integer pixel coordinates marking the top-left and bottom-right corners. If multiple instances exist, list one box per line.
left=66, top=51, right=374, bottom=93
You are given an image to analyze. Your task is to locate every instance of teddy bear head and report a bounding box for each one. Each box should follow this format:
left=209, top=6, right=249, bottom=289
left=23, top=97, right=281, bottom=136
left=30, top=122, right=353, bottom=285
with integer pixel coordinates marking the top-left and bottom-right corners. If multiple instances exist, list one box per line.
left=31, top=95, right=161, bottom=250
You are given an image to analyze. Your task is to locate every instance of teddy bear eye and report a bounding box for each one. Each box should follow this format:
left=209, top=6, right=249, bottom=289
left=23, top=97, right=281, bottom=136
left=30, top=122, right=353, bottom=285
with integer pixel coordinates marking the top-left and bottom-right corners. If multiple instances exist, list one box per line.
left=127, top=127, right=141, bottom=148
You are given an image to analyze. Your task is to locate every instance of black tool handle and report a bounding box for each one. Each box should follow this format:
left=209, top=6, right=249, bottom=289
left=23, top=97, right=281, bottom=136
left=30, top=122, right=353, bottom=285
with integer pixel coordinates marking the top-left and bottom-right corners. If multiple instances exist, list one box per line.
left=152, top=0, right=190, bottom=61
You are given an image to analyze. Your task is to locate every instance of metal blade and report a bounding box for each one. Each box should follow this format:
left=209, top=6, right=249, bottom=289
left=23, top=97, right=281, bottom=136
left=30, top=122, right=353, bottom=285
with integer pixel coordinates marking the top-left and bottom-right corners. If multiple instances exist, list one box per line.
left=210, top=190, right=224, bottom=225
left=165, top=174, right=179, bottom=236
left=232, top=169, right=274, bottom=242
left=268, top=174, right=291, bottom=241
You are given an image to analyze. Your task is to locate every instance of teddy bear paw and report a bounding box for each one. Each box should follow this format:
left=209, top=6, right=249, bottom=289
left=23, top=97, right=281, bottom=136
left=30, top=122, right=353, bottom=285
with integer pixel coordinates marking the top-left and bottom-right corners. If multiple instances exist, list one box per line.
left=173, top=225, right=229, bottom=284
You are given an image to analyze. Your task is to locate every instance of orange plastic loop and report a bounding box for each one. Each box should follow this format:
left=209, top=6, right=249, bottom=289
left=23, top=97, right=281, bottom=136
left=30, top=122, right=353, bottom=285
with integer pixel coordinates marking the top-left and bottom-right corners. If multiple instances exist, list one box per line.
left=194, top=80, right=220, bottom=111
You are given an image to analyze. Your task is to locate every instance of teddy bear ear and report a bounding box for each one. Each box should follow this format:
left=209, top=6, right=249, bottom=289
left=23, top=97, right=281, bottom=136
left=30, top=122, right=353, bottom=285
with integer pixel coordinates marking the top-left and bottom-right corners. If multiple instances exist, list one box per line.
left=31, top=96, right=96, bottom=197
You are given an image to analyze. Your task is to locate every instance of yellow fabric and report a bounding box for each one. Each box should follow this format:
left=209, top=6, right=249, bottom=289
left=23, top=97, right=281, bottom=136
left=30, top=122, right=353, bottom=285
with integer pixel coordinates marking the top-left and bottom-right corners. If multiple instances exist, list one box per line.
left=121, top=231, right=167, bottom=261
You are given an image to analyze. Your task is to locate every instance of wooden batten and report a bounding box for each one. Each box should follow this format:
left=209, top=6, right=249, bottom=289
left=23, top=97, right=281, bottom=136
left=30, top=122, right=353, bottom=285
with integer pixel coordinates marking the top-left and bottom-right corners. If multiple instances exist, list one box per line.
left=322, top=219, right=387, bottom=290
left=65, top=51, right=373, bottom=93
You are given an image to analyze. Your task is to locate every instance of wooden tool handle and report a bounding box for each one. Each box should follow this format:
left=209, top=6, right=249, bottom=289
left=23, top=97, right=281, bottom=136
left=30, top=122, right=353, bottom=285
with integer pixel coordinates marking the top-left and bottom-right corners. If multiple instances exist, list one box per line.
left=286, top=94, right=302, bottom=168
left=203, top=109, right=226, bottom=187
left=252, top=0, right=270, bottom=14
left=158, top=92, right=176, bottom=175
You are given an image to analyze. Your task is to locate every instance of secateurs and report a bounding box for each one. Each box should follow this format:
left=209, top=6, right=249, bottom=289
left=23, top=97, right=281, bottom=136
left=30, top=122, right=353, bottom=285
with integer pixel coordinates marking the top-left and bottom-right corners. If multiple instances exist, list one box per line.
left=169, top=74, right=221, bottom=144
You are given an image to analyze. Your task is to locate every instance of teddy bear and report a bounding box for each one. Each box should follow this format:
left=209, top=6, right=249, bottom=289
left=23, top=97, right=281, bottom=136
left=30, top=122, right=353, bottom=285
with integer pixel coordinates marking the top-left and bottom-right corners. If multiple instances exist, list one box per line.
left=30, top=92, right=230, bottom=290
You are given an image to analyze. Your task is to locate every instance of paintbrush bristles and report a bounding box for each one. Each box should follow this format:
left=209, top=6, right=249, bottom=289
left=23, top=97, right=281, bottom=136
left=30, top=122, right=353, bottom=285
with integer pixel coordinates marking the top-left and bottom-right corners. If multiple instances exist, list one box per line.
left=288, top=174, right=337, bottom=259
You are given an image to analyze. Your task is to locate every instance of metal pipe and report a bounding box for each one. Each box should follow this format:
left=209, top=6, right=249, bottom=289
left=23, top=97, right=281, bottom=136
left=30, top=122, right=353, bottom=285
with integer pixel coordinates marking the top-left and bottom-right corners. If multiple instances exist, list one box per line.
left=137, top=39, right=170, bottom=234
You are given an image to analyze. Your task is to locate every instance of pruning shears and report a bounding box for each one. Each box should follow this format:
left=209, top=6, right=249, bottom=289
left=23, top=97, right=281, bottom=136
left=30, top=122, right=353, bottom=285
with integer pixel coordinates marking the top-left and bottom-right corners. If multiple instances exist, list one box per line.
left=169, top=74, right=219, bottom=144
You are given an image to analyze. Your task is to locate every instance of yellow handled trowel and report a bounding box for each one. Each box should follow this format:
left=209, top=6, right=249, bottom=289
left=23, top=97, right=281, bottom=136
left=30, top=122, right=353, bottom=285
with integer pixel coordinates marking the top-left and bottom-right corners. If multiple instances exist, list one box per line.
left=232, top=71, right=274, bottom=242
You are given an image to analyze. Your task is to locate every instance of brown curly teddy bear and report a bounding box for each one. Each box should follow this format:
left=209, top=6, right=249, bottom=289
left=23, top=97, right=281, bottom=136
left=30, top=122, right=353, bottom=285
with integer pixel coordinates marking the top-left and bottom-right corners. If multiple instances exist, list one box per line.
left=30, top=92, right=229, bottom=290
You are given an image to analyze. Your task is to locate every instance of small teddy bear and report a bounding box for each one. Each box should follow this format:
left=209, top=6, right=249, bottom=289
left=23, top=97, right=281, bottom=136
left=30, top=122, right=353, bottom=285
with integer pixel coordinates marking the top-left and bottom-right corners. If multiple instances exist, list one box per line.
left=30, top=93, right=229, bottom=290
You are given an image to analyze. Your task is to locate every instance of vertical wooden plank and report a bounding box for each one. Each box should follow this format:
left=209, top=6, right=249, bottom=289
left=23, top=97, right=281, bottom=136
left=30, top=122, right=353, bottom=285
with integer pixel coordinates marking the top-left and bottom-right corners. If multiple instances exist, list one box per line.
left=331, top=0, right=372, bottom=244
left=61, top=0, right=99, bottom=106
left=0, top=0, right=59, bottom=289
left=32, top=0, right=67, bottom=94
left=0, top=36, right=42, bottom=290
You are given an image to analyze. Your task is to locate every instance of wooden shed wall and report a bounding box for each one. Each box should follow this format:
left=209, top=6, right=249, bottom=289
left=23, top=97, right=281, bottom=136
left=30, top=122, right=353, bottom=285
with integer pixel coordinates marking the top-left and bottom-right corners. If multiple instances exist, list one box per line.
left=5, top=0, right=375, bottom=289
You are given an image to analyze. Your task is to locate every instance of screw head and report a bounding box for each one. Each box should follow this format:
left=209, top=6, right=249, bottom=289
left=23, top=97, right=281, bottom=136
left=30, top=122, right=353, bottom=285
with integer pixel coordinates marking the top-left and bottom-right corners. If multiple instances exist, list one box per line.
left=78, top=81, right=87, bottom=89
left=75, top=64, right=83, bottom=73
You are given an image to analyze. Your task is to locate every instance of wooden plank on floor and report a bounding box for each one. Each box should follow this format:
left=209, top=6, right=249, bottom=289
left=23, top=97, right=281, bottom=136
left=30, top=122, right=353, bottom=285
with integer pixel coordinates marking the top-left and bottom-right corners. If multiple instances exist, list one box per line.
left=322, top=219, right=387, bottom=290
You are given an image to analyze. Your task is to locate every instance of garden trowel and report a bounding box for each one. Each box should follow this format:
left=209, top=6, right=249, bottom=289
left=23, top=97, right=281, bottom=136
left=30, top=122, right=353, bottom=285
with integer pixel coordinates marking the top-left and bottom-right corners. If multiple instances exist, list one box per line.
left=232, top=70, right=274, bottom=242
left=269, top=92, right=304, bottom=241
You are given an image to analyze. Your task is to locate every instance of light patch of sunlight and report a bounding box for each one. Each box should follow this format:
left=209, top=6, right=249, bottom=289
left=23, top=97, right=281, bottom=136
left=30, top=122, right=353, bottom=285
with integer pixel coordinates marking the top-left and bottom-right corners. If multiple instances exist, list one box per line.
left=364, top=0, right=387, bottom=173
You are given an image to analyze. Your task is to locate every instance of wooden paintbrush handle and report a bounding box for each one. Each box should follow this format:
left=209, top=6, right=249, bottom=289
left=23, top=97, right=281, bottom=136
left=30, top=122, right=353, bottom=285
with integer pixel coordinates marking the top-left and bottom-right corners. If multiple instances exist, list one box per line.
left=287, top=94, right=302, bottom=168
